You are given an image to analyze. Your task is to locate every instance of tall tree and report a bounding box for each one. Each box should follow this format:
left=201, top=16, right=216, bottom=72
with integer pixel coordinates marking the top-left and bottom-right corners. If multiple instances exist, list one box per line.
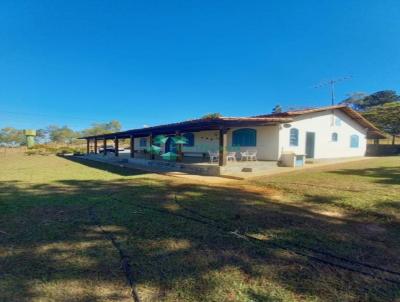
left=35, top=128, right=49, bottom=143
left=340, top=92, right=368, bottom=110
left=341, top=90, right=400, bottom=111
left=47, top=125, right=77, bottom=144
left=363, top=102, right=400, bottom=144
left=81, top=120, right=122, bottom=136
left=272, top=104, right=283, bottom=114
left=0, top=127, right=25, bottom=146
left=201, top=113, right=222, bottom=119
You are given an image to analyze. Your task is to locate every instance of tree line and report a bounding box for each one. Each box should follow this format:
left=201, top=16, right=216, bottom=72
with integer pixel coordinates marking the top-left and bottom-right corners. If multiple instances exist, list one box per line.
left=3, top=90, right=399, bottom=146
left=0, top=120, right=121, bottom=146
left=341, top=90, right=400, bottom=144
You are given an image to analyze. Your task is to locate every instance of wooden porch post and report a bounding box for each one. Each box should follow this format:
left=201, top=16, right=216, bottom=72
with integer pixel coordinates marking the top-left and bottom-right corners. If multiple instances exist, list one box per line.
left=149, top=133, right=155, bottom=160
left=130, top=135, right=135, bottom=158
left=103, top=138, right=107, bottom=156
left=114, top=136, right=119, bottom=157
left=175, top=131, right=182, bottom=162
left=219, top=128, right=227, bottom=166
left=86, top=139, right=90, bottom=155
left=94, top=139, right=98, bottom=154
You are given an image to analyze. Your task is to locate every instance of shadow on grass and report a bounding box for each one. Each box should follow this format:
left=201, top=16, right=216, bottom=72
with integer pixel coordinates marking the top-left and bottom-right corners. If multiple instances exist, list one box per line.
left=62, top=155, right=150, bottom=177
left=329, top=166, right=400, bottom=185
left=1, top=176, right=400, bottom=301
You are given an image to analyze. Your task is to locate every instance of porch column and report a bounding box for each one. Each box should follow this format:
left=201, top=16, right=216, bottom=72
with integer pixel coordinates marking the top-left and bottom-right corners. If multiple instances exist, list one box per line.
left=114, top=136, right=119, bottom=157
left=103, top=138, right=107, bottom=156
left=175, top=131, right=182, bottom=162
left=219, top=128, right=228, bottom=166
left=86, top=139, right=90, bottom=155
left=94, top=139, right=98, bottom=154
left=130, top=135, right=135, bottom=158
left=149, top=133, right=155, bottom=160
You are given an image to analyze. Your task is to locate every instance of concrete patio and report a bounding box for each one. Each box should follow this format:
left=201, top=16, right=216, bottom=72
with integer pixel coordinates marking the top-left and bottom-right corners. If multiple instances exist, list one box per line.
left=77, top=152, right=369, bottom=179
left=82, top=151, right=280, bottom=176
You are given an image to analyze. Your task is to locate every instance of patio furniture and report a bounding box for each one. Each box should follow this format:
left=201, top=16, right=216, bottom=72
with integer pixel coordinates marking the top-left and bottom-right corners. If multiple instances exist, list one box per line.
left=227, top=152, right=237, bottom=162
left=208, top=151, right=219, bottom=163
left=240, top=151, right=249, bottom=161
left=247, top=150, right=257, bottom=161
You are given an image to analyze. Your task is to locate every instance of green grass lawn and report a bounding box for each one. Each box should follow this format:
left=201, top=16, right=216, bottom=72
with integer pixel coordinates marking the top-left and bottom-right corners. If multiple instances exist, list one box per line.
left=0, top=153, right=399, bottom=301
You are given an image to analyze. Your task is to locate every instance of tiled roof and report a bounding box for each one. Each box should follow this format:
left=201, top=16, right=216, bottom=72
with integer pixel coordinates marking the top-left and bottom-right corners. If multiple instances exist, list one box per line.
left=254, top=105, right=385, bottom=139
left=80, top=105, right=386, bottom=139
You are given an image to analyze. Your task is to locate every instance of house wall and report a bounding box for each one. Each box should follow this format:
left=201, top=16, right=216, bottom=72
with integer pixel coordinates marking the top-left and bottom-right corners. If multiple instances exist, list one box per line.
left=227, top=126, right=280, bottom=160
left=278, top=109, right=368, bottom=159
left=130, top=127, right=279, bottom=161
left=133, top=137, right=149, bottom=150
left=182, top=130, right=219, bottom=154
left=181, top=126, right=280, bottom=161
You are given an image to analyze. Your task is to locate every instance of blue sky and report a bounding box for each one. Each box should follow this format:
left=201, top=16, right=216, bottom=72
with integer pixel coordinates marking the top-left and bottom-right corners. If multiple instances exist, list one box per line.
left=1, top=0, right=399, bottom=131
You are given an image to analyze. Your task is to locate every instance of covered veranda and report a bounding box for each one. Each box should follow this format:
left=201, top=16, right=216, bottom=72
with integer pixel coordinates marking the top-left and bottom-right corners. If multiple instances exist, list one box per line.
left=80, top=116, right=291, bottom=175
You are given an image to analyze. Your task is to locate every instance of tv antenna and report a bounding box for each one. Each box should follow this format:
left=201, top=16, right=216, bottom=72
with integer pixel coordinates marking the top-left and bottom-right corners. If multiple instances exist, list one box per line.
left=314, top=76, right=352, bottom=105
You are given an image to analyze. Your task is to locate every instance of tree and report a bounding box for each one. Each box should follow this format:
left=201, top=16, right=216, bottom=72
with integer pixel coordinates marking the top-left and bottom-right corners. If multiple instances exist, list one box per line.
left=272, top=104, right=282, bottom=114
left=35, top=128, right=49, bottom=143
left=81, top=120, right=122, bottom=137
left=201, top=113, right=222, bottom=119
left=341, top=90, right=400, bottom=111
left=0, top=127, right=25, bottom=146
left=340, top=92, right=368, bottom=110
left=363, top=102, right=400, bottom=144
left=47, top=125, right=78, bottom=144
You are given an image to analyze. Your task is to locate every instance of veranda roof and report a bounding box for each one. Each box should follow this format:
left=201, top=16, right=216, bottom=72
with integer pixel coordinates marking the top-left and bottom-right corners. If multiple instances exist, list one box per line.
left=79, top=116, right=292, bottom=140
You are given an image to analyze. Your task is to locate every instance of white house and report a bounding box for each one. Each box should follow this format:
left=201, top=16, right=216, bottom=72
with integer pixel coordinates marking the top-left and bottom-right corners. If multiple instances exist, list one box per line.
left=82, top=105, right=384, bottom=172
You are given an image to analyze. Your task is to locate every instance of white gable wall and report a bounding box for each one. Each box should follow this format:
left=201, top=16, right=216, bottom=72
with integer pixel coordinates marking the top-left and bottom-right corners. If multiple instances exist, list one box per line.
left=278, top=109, right=367, bottom=159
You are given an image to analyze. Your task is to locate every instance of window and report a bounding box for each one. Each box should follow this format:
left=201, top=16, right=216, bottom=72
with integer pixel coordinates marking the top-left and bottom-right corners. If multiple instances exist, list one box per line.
left=289, top=128, right=299, bottom=146
left=140, top=138, right=147, bottom=147
left=350, top=135, right=359, bottom=148
left=335, top=118, right=342, bottom=126
left=331, top=132, right=338, bottom=142
left=183, top=133, right=194, bottom=147
left=232, top=128, right=257, bottom=147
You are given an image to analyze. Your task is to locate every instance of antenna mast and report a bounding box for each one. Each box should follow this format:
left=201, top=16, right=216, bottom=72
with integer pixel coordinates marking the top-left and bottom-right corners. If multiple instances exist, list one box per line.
left=314, top=76, right=352, bottom=105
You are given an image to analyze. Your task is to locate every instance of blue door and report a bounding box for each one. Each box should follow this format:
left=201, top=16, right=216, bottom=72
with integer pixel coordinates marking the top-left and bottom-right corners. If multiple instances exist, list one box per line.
left=165, top=137, right=177, bottom=153
left=305, top=132, right=315, bottom=159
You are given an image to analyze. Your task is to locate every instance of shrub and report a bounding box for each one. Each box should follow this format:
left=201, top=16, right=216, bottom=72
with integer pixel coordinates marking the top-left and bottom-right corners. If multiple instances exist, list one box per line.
left=25, top=145, right=85, bottom=156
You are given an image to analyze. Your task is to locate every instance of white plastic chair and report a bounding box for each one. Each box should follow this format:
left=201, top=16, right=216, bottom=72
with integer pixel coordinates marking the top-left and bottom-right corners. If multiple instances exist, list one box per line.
left=248, top=150, right=257, bottom=161
left=227, top=152, right=237, bottom=162
left=240, top=151, right=249, bottom=161
left=208, top=151, right=219, bottom=163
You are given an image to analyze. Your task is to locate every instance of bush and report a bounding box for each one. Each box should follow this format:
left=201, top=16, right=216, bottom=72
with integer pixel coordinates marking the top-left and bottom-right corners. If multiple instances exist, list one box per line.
left=25, top=144, right=85, bottom=156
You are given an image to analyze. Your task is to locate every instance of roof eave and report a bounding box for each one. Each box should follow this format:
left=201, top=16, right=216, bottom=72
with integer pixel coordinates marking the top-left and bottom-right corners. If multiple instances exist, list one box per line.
left=78, top=117, right=293, bottom=140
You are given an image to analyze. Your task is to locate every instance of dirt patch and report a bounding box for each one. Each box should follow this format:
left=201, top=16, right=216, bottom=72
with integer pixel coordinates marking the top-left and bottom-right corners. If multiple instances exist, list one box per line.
left=310, top=209, right=346, bottom=219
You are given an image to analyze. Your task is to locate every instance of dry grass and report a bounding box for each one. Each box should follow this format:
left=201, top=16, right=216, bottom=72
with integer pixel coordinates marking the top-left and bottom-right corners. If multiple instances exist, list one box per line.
left=0, top=153, right=399, bottom=301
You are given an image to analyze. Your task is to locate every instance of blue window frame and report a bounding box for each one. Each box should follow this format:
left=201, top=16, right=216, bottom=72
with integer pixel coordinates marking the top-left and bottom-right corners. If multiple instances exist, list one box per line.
left=332, top=132, right=338, bottom=142
left=350, top=135, right=359, bottom=148
left=140, top=138, right=147, bottom=147
left=232, top=128, right=257, bottom=147
left=183, top=133, right=194, bottom=147
left=289, top=128, right=299, bottom=146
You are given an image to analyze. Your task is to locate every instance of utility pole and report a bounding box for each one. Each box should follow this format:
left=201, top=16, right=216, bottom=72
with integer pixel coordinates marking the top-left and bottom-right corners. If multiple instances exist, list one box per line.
left=314, top=76, right=352, bottom=105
